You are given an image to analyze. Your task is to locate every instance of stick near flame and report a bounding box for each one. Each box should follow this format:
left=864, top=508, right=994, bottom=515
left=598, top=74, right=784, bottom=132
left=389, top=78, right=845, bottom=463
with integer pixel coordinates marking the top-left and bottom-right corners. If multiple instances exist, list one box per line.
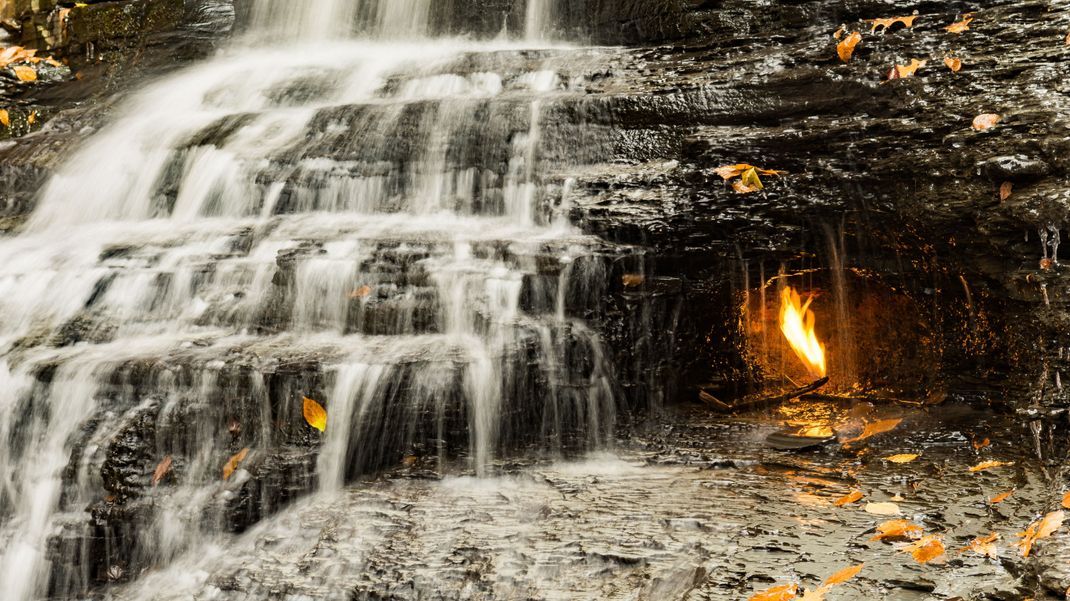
left=778, top=286, right=827, bottom=378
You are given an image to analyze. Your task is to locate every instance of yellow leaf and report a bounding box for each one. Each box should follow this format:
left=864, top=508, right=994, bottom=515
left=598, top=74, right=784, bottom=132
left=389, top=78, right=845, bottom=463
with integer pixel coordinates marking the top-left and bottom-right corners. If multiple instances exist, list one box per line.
left=152, top=455, right=173, bottom=487
left=905, top=534, right=945, bottom=563
left=13, top=65, right=37, bottom=82
left=972, top=113, right=1001, bottom=131
left=871, top=519, right=923, bottom=541
left=837, top=31, right=862, bottom=63
left=990, top=489, right=1014, bottom=504
left=1016, top=510, right=1064, bottom=557
left=303, top=396, right=327, bottom=432
left=1062, top=491, right=1070, bottom=509
left=968, top=460, right=1014, bottom=473
left=748, top=583, right=798, bottom=601
left=961, top=532, right=999, bottom=558
left=999, top=182, right=1013, bottom=201
left=842, top=418, right=902, bottom=443
left=867, top=16, right=917, bottom=32
left=823, top=563, right=864, bottom=586
left=944, top=56, right=962, bottom=72
left=27, top=111, right=36, bottom=126
left=714, top=163, right=785, bottom=180
left=884, top=453, right=919, bottom=463
left=946, top=14, right=974, bottom=34
left=864, top=502, right=901, bottom=515
left=222, top=447, right=250, bottom=481
left=741, top=167, right=764, bottom=191
left=834, top=490, right=864, bottom=506
left=0, top=109, right=8, bottom=128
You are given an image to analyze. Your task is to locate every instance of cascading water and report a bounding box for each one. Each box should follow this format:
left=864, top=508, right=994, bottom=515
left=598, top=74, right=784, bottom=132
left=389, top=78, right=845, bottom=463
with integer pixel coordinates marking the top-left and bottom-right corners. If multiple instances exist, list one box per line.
left=0, top=1, right=621, bottom=598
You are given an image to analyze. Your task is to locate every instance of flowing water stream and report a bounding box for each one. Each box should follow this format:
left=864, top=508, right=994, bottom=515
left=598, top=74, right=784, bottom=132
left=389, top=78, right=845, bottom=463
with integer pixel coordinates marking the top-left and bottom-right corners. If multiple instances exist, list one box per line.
left=0, top=1, right=623, bottom=598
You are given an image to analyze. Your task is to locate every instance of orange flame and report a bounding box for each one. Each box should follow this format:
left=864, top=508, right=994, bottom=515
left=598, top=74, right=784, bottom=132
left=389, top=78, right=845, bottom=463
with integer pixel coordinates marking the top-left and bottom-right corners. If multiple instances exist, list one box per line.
left=778, top=286, right=827, bottom=378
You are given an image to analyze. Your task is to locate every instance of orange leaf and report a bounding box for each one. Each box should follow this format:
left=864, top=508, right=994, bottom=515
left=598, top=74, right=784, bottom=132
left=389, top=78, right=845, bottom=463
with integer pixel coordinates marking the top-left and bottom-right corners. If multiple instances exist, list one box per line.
left=714, top=164, right=786, bottom=180
left=349, top=285, right=373, bottom=299
left=0, top=109, right=8, bottom=128
left=944, top=56, right=962, bottom=72
left=887, top=59, right=926, bottom=80
left=972, top=437, right=991, bottom=449
left=990, top=489, right=1014, bottom=504
left=621, top=274, right=645, bottom=287
left=972, top=113, right=1001, bottom=131
left=823, top=563, right=864, bottom=586
left=12, top=65, right=37, bottom=82
left=748, top=583, right=798, bottom=601
left=968, top=460, right=1014, bottom=473
left=834, top=490, right=864, bottom=506
left=303, top=396, right=328, bottom=432
left=842, top=418, right=902, bottom=443
left=837, top=31, right=862, bottom=63
left=27, top=111, right=35, bottom=126
left=867, top=16, right=917, bottom=32
left=999, top=182, right=1013, bottom=201
left=946, top=14, right=974, bottom=34
left=905, top=534, right=945, bottom=563
left=152, top=455, right=173, bottom=487
left=1061, top=491, right=1070, bottom=509
left=884, top=453, right=919, bottom=463
left=1016, top=510, right=1064, bottom=557
left=798, top=587, right=828, bottom=601
left=961, top=532, right=999, bottom=558
left=871, top=519, right=923, bottom=541
left=832, top=27, right=844, bottom=40
left=222, top=447, right=250, bottom=481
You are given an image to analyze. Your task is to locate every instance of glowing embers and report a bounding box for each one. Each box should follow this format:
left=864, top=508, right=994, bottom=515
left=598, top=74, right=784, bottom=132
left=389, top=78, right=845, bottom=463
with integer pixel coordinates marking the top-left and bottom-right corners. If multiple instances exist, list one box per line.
left=778, top=286, right=827, bottom=379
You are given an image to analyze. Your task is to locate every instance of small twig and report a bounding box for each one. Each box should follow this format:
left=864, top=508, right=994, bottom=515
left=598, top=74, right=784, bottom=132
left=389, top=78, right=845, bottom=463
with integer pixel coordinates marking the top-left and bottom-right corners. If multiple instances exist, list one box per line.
left=701, top=377, right=829, bottom=414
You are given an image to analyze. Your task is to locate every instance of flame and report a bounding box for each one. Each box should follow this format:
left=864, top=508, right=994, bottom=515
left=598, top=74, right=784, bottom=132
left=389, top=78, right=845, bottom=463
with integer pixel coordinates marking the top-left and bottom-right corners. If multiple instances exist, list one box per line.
left=778, top=286, right=827, bottom=378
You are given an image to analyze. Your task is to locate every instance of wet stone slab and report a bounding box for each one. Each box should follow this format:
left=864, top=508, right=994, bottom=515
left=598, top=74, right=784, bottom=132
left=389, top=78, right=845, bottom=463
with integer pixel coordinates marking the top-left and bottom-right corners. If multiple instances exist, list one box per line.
left=103, top=401, right=1069, bottom=601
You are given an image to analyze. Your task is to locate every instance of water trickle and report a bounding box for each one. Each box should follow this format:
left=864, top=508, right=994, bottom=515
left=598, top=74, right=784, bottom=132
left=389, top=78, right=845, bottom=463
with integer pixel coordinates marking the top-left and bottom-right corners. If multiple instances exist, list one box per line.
left=0, top=0, right=617, bottom=598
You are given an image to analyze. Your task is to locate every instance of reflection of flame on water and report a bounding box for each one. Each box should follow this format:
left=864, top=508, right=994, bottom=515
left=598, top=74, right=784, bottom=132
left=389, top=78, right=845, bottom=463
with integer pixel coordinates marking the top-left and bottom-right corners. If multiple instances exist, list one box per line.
left=779, top=286, right=827, bottom=378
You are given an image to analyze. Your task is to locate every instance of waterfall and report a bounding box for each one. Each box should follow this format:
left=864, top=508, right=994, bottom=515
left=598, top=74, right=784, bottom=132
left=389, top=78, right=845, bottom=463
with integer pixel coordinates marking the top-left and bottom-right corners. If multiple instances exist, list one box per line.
left=0, top=0, right=613, bottom=599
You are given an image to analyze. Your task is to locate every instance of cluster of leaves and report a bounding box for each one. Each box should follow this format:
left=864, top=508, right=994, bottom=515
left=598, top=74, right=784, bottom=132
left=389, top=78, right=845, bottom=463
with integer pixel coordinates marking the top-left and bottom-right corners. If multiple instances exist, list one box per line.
left=749, top=564, right=864, bottom=601
left=1, top=46, right=61, bottom=131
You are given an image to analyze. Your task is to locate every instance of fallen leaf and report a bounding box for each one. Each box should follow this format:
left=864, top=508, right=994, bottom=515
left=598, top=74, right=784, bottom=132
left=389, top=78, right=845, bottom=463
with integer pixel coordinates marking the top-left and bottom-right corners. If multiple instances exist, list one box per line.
left=798, top=587, right=828, bottom=601
left=152, top=455, right=173, bottom=487
left=834, top=490, right=864, bottom=506
left=905, top=534, right=946, bottom=563
left=349, top=285, right=373, bottom=299
left=832, top=26, right=845, bottom=40
left=972, top=437, right=991, bottom=449
left=732, top=179, right=763, bottom=194
left=12, top=65, right=37, bottom=82
left=999, top=182, right=1013, bottom=201
left=884, top=453, right=919, bottom=463
left=1016, top=510, right=1064, bottom=557
left=867, top=16, right=917, bottom=32
left=741, top=167, right=764, bottom=191
left=944, top=56, right=962, bottom=72
left=842, top=418, right=902, bottom=443
left=27, top=111, right=36, bottom=125
left=824, top=563, right=864, bottom=586
left=972, top=113, right=1001, bottom=131
left=990, top=489, right=1014, bottom=504
left=748, top=583, right=798, bottom=601
left=303, top=396, right=327, bottom=432
left=621, top=274, right=645, bottom=287
left=871, top=519, right=923, bottom=541
left=0, top=109, right=8, bottom=127
left=946, top=14, right=974, bottom=34
left=968, top=460, right=1014, bottom=473
left=961, top=532, right=999, bottom=558
left=886, top=58, right=926, bottom=80
left=1040, top=257, right=1054, bottom=270
left=222, top=447, right=250, bottom=481
left=714, top=164, right=786, bottom=180
left=865, top=502, right=901, bottom=515
left=837, top=31, right=862, bottom=63
left=1062, top=491, right=1070, bottom=509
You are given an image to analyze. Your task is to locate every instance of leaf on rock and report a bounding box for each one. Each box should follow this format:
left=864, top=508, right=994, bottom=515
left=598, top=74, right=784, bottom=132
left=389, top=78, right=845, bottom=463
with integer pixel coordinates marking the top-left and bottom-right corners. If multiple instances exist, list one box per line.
left=27, top=111, right=36, bottom=126
left=621, top=274, right=645, bottom=287
left=871, top=519, right=923, bottom=541
left=990, top=489, right=1014, bottom=504
left=1016, top=510, right=1064, bottom=557
left=905, top=534, right=945, bottom=563
left=823, top=563, right=864, bottom=586
left=886, top=59, right=926, bottom=81
left=222, top=447, right=250, bottom=481
left=961, top=532, right=999, bottom=558
left=867, top=16, right=917, bottom=32
left=349, top=285, right=373, bottom=299
left=13, top=65, right=37, bottom=82
left=303, top=396, right=328, bottom=432
left=864, top=502, right=901, bottom=515
left=968, top=460, right=1014, bottom=473
left=944, top=56, right=962, bottom=72
left=0, top=109, right=8, bottom=127
left=748, top=583, right=798, bottom=601
left=946, top=14, right=974, bottom=34
left=714, top=164, right=785, bottom=180
left=999, top=182, right=1013, bottom=201
left=798, top=587, right=828, bottom=601
left=152, top=455, right=173, bottom=487
left=1061, top=491, right=1070, bottom=509
left=972, top=113, right=1001, bottom=131
left=972, top=437, right=991, bottom=449
left=837, top=31, right=862, bottom=63
left=884, top=453, right=919, bottom=463
left=842, top=418, right=902, bottom=443
left=740, top=167, right=764, bottom=191
left=832, top=27, right=844, bottom=40
left=834, top=490, right=864, bottom=506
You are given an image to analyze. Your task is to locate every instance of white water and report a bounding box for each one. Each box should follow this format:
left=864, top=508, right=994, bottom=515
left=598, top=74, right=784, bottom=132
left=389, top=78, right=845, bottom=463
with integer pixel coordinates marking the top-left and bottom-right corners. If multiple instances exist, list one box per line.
left=0, top=0, right=620, bottom=599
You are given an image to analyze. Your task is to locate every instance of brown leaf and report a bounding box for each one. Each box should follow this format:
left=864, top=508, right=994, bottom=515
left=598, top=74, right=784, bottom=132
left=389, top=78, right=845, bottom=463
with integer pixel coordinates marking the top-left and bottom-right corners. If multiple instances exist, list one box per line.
left=12, top=65, right=37, bottom=82
left=1040, top=257, right=1054, bottom=271
left=834, top=490, right=864, bottom=506
left=222, top=447, right=250, bottom=481
left=152, top=455, right=173, bottom=487
left=972, top=437, right=991, bottom=449
left=999, top=182, right=1013, bottom=201
left=1016, top=510, right=1065, bottom=557
left=946, top=14, right=974, bottom=34
left=961, top=532, right=999, bottom=558
left=972, top=113, right=1001, bottom=131
left=349, top=285, right=373, bottom=299
left=884, top=453, right=919, bottom=463
left=842, top=417, right=902, bottom=443
left=990, top=489, right=1014, bottom=504
left=944, top=56, right=962, bottom=72
left=837, top=31, right=862, bottom=63
left=905, top=534, right=946, bottom=563
left=621, top=274, right=645, bottom=287
left=303, top=397, right=328, bottom=432
left=0, top=109, right=8, bottom=128
left=748, top=583, right=798, bottom=601
left=867, top=16, right=917, bottom=32
left=1061, top=491, right=1070, bottom=510
left=968, top=460, right=1014, bottom=473
left=871, top=519, right=923, bottom=541
left=823, top=563, right=864, bottom=586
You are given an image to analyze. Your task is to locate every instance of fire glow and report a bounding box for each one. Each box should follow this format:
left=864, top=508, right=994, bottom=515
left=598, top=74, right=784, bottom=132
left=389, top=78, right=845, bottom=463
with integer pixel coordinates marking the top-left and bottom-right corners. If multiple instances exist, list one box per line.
left=778, top=286, right=827, bottom=378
